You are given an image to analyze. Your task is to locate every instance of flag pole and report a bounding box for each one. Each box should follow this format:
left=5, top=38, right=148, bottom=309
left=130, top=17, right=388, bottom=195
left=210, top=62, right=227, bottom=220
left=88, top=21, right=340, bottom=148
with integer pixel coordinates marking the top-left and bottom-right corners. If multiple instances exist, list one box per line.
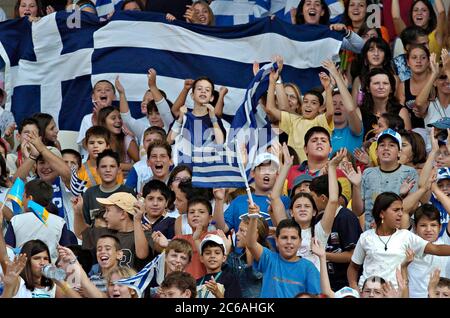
left=235, top=140, right=254, bottom=207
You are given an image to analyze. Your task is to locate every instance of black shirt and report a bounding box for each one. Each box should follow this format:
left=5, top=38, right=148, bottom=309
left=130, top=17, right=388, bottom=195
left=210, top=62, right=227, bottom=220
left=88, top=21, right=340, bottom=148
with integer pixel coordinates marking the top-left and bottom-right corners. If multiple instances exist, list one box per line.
left=196, top=269, right=242, bottom=298
left=317, top=206, right=362, bottom=291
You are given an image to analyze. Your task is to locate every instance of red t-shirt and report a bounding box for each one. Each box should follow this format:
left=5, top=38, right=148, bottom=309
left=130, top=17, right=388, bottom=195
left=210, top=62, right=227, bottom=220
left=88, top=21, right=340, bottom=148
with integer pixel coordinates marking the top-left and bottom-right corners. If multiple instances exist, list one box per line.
left=381, top=0, right=413, bottom=40
left=173, top=230, right=218, bottom=280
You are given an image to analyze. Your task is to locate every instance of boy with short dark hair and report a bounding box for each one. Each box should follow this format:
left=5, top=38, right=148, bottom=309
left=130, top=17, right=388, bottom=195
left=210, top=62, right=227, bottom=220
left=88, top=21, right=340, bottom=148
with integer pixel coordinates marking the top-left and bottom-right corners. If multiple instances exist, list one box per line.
left=78, top=126, right=124, bottom=188
left=197, top=234, right=241, bottom=298
left=286, top=126, right=332, bottom=189
left=81, top=149, right=135, bottom=225
left=246, top=204, right=321, bottom=298
left=136, top=179, right=175, bottom=239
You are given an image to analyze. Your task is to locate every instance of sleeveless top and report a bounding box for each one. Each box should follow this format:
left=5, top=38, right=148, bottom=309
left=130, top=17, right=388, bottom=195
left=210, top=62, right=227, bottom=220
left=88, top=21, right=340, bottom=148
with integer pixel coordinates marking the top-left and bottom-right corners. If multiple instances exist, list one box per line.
left=404, top=79, right=425, bottom=128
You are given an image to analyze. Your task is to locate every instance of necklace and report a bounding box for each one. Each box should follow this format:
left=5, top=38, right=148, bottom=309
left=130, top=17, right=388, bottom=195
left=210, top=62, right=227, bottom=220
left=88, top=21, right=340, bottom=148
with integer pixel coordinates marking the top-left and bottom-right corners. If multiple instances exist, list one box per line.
left=376, top=229, right=397, bottom=251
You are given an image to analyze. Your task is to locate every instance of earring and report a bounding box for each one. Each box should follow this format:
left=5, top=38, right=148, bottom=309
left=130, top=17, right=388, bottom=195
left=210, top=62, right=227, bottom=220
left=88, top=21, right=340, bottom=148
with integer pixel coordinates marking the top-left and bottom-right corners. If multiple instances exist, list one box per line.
left=381, top=219, right=384, bottom=224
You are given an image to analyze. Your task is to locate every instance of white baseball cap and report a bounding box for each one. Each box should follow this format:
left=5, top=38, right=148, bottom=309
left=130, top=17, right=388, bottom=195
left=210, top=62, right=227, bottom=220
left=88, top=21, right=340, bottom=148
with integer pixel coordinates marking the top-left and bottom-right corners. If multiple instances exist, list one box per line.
left=334, top=286, right=360, bottom=298
left=252, top=152, right=280, bottom=170
left=200, top=234, right=226, bottom=255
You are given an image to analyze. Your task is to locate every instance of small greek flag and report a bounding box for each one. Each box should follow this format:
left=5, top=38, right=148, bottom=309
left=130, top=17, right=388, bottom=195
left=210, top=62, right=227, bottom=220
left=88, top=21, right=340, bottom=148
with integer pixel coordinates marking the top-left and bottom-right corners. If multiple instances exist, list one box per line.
left=70, top=166, right=87, bottom=197
left=114, top=252, right=165, bottom=297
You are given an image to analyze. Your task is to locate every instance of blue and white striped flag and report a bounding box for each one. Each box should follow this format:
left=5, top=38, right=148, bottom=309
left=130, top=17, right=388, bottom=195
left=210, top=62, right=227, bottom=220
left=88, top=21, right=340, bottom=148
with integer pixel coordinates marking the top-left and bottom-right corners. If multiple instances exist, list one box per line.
left=0, top=11, right=343, bottom=131
left=114, top=252, right=165, bottom=297
left=191, top=62, right=276, bottom=188
left=210, top=0, right=271, bottom=26
left=70, top=166, right=87, bottom=197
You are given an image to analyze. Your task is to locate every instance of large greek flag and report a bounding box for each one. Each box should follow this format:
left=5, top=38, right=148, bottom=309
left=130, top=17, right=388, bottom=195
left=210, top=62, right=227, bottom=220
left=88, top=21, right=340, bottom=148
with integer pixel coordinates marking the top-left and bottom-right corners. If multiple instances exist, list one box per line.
left=0, top=10, right=343, bottom=131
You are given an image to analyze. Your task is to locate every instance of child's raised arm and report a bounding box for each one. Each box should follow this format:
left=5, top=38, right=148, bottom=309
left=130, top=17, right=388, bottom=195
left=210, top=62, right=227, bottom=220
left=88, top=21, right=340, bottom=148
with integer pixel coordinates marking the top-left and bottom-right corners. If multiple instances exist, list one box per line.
left=171, top=79, right=194, bottom=118
left=311, top=238, right=334, bottom=298
left=264, top=56, right=284, bottom=123
left=246, top=202, right=263, bottom=262
left=320, top=149, right=344, bottom=235
left=211, top=188, right=230, bottom=233
left=270, top=143, right=292, bottom=226
left=318, top=71, right=333, bottom=125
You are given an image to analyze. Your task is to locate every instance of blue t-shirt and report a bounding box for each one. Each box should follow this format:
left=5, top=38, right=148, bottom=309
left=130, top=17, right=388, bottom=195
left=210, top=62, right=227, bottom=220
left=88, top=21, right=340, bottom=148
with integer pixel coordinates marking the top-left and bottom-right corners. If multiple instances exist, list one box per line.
left=254, top=247, right=321, bottom=298
left=331, top=126, right=363, bottom=157
left=430, top=195, right=449, bottom=237
left=224, top=193, right=290, bottom=231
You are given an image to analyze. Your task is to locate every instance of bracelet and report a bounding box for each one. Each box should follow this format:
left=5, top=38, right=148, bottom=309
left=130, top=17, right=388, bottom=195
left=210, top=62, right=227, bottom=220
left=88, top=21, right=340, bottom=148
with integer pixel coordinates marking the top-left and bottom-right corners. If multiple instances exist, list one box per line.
left=345, top=29, right=351, bottom=38
left=69, top=258, right=77, bottom=265
left=276, top=77, right=283, bottom=84
left=171, top=120, right=182, bottom=134
left=29, top=155, right=37, bottom=161
left=210, top=116, right=218, bottom=124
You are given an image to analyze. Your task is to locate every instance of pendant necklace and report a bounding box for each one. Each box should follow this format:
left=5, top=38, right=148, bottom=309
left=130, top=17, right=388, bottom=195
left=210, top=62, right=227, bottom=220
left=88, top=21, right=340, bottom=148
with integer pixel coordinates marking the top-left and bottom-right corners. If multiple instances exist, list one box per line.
left=376, top=229, right=397, bottom=251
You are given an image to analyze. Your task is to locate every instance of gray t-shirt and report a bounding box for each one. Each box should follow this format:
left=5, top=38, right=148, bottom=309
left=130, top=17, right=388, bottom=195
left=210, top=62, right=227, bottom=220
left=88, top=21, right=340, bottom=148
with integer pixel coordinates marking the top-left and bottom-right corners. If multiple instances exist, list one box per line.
left=361, top=164, right=418, bottom=230
left=82, top=184, right=136, bottom=225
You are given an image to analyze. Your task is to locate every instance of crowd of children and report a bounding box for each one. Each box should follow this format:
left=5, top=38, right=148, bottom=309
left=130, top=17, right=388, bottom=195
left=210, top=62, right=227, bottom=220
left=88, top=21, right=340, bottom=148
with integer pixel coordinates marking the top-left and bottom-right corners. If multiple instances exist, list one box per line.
left=0, top=0, right=449, bottom=299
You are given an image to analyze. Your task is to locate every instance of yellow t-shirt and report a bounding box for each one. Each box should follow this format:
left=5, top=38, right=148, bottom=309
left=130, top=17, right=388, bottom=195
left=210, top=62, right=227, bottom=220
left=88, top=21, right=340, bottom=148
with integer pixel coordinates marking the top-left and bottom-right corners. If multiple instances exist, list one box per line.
left=78, top=161, right=124, bottom=188
left=280, top=111, right=334, bottom=162
left=368, top=141, right=379, bottom=167
left=428, top=30, right=440, bottom=57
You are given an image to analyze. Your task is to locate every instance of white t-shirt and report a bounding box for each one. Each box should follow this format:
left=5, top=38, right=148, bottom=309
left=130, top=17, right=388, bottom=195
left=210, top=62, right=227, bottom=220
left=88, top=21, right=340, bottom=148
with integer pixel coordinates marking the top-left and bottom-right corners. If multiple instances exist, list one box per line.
left=352, top=229, right=429, bottom=288
left=76, top=113, right=93, bottom=161
left=14, top=277, right=56, bottom=298
left=408, top=229, right=450, bottom=298
left=297, top=222, right=329, bottom=271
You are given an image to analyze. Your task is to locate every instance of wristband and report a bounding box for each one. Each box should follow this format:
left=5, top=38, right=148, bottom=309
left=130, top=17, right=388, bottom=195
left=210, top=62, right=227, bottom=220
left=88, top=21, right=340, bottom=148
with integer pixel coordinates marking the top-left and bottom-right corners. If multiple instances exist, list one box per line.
left=210, top=116, right=218, bottom=124
left=276, top=77, right=283, bottom=84
left=29, top=155, right=38, bottom=161
left=171, top=120, right=182, bottom=134
left=345, top=29, right=351, bottom=38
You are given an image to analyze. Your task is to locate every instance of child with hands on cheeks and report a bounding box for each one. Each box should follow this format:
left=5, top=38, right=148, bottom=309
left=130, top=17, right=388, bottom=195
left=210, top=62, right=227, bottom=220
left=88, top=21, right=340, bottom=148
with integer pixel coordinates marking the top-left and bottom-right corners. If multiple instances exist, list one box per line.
left=151, top=197, right=231, bottom=280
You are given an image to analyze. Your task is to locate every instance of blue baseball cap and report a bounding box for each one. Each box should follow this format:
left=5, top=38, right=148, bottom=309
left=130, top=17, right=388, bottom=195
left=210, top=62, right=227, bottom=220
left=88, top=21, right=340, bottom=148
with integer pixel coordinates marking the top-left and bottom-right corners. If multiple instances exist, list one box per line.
left=437, top=167, right=450, bottom=182
left=377, top=129, right=402, bottom=149
left=290, top=174, right=313, bottom=197
left=427, top=117, right=450, bottom=129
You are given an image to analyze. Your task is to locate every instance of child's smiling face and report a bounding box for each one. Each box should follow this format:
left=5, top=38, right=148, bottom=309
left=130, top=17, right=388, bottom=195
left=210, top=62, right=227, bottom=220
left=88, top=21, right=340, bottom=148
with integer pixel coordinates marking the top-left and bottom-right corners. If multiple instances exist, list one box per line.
left=93, top=82, right=116, bottom=108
